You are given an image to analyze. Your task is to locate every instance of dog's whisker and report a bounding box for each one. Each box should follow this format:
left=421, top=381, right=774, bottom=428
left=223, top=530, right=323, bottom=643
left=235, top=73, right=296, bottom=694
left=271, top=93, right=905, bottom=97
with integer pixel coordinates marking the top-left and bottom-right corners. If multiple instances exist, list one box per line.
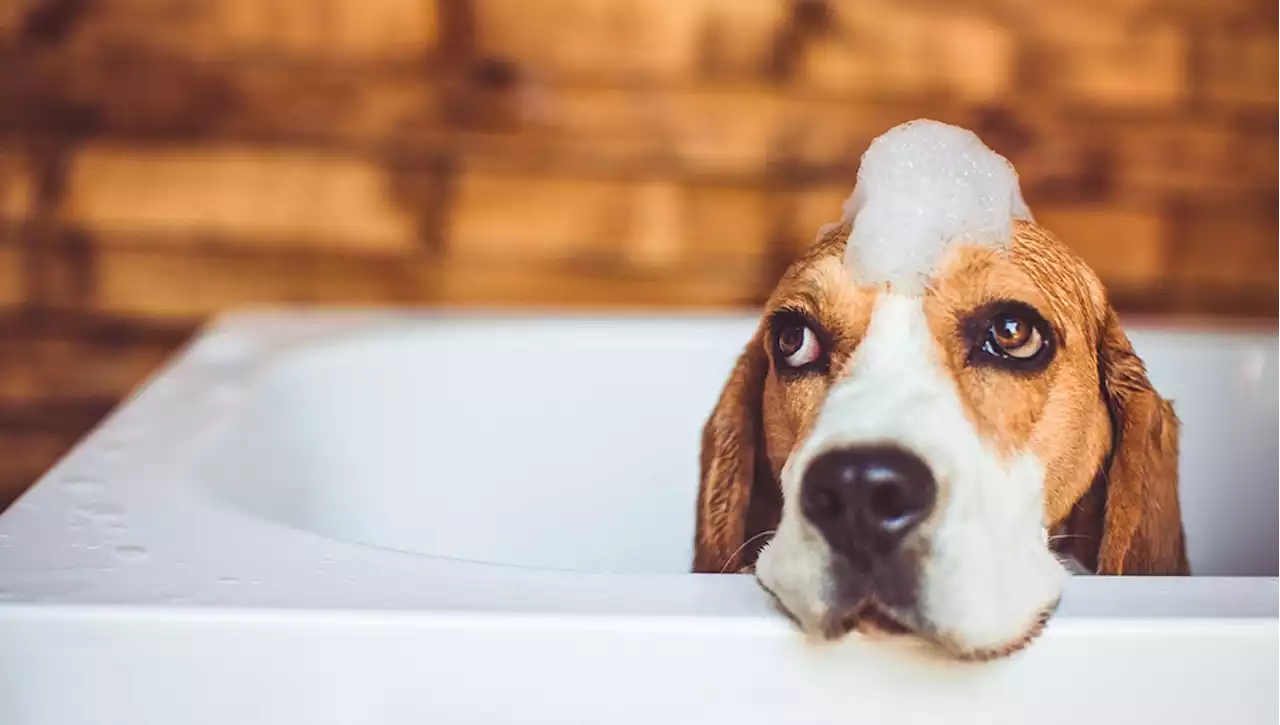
left=719, top=529, right=777, bottom=574
left=1047, top=534, right=1094, bottom=543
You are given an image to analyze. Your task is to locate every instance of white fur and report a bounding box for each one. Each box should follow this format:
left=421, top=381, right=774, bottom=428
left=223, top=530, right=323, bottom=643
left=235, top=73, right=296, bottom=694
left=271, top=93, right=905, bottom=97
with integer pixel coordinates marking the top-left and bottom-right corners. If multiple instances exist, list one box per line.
left=756, top=293, right=1067, bottom=654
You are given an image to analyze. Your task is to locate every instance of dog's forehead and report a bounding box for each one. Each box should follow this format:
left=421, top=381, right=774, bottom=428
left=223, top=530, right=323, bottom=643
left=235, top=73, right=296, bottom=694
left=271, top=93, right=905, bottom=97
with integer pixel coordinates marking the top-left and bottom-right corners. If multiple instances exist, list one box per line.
left=1006, top=221, right=1107, bottom=337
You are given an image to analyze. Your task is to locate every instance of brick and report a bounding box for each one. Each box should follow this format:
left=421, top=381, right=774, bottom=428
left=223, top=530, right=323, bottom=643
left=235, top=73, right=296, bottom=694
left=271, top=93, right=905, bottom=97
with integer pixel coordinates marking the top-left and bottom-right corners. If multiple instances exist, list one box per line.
left=1028, top=8, right=1186, bottom=109
left=95, top=249, right=427, bottom=319
left=449, top=172, right=773, bottom=267
left=799, top=6, right=1014, bottom=102
left=507, top=87, right=786, bottom=178
left=0, top=336, right=175, bottom=406
left=473, top=0, right=784, bottom=82
left=23, top=55, right=442, bottom=146
left=0, top=151, right=33, bottom=223
left=625, top=179, right=684, bottom=268
left=661, top=94, right=912, bottom=180
left=94, top=245, right=768, bottom=317
left=0, top=245, right=20, bottom=307
left=788, top=186, right=851, bottom=250
left=474, top=0, right=1012, bottom=98
left=64, top=147, right=421, bottom=253
left=71, top=0, right=437, bottom=61
left=680, top=185, right=773, bottom=261
left=223, top=70, right=440, bottom=144
left=1112, top=120, right=1278, bottom=199
left=0, top=431, right=72, bottom=510
left=473, top=87, right=921, bottom=183
left=448, top=173, right=634, bottom=261
left=1202, top=32, right=1278, bottom=107
left=1176, top=205, right=1279, bottom=288
left=0, top=0, right=36, bottom=43
left=630, top=89, right=788, bottom=177
left=624, top=183, right=773, bottom=268
left=1034, top=207, right=1168, bottom=287
left=420, top=262, right=765, bottom=308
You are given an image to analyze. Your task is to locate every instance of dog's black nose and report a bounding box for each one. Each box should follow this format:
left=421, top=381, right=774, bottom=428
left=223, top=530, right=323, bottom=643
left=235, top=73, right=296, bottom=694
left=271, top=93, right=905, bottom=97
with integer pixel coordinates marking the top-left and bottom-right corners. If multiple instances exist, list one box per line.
left=800, top=445, right=936, bottom=562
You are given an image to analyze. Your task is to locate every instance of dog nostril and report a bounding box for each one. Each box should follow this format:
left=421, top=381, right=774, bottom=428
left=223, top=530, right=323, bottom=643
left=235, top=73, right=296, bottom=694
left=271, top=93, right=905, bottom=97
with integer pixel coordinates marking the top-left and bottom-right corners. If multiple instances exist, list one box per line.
left=867, top=472, right=910, bottom=523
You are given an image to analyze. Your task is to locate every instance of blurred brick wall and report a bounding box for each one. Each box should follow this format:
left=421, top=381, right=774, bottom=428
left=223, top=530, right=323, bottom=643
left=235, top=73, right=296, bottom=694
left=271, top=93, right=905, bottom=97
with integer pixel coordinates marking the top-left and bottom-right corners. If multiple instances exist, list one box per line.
left=0, top=0, right=1276, bottom=504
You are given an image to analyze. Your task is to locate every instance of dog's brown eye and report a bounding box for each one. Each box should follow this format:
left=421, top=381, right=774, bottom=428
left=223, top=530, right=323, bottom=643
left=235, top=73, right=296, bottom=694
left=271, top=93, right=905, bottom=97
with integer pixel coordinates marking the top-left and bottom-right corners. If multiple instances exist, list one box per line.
left=770, top=309, right=830, bottom=373
left=778, top=325, right=804, bottom=357
left=776, top=324, right=823, bottom=368
left=973, top=303, right=1053, bottom=369
left=990, top=315, right=1041, bottom=359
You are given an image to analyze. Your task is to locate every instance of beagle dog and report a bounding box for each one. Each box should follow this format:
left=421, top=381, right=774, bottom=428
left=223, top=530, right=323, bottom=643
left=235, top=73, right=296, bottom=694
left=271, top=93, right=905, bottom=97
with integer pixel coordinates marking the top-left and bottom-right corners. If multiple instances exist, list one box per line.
left=692, top=120, right=1189, bottom=661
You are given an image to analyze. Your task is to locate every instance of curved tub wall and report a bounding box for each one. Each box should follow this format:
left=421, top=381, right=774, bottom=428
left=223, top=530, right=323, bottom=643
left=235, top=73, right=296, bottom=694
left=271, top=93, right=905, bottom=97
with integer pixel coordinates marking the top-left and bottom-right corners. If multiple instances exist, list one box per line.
left=196, top=316, right=1278, bottom=578
left=198, top=318, right=757, bottom=575
left=1136, top=328, right=1278, bottom=576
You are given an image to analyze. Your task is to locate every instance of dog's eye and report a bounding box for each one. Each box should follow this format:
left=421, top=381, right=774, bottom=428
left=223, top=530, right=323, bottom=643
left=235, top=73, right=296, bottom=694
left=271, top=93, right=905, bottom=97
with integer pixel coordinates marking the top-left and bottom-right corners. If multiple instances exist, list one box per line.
left=770, top=309, right=830, bottom=374
left=988, top=314, right=1043, bottom=359
left=972, top=303, right=1054, bottom=369
left=776, top=323, right=823, bottom=369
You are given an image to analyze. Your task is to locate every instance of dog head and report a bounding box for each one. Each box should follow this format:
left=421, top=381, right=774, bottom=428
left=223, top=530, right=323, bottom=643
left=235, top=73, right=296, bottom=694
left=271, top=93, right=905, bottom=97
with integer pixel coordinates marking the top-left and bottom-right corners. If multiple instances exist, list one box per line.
left=693, top=121, right=1188, bottom=660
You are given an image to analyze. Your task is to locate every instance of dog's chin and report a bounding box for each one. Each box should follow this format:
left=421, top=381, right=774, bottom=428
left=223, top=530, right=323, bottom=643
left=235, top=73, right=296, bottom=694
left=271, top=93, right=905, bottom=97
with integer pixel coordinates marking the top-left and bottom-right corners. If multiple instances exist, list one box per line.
left=821, top=601, right=914, bottom=641
left=754, top=557, right=1057, bottom=662
left=817, top=600, right=1056, bottom=662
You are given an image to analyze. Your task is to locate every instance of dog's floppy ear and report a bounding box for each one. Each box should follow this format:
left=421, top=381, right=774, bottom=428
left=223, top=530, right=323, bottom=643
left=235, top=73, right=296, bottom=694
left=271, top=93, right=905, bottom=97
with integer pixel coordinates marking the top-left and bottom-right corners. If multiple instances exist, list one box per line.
left=1094, top=307, right=1190, bottom=575
left=692, top=327, right=770, bottom=573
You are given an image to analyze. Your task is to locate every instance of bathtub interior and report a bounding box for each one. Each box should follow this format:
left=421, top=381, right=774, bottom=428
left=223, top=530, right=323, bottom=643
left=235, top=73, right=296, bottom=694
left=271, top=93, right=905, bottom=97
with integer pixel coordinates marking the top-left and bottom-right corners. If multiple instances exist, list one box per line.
left=197, top=315, right=1279, bottom=578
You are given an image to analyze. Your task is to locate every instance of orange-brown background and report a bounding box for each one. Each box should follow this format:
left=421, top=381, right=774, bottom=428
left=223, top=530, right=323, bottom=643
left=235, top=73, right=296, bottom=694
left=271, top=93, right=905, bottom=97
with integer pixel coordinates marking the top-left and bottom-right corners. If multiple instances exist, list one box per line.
left=0, top=0, right=1276, bottom=507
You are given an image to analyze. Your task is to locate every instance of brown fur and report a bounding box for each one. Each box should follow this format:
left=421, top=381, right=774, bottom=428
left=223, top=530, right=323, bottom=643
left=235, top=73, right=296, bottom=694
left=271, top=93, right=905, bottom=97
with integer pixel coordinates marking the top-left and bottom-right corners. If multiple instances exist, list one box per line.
left=692, top=327, right=768, bottom=573
left=1089, top=306, right=1190, bottom=574
left=692, top=217, right=1189, bottom=577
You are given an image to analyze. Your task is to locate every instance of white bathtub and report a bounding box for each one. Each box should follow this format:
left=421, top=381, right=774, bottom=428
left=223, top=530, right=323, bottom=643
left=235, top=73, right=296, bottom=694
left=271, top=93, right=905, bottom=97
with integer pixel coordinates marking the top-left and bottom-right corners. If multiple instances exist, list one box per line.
left=0, top=311, right=1275, bottom=724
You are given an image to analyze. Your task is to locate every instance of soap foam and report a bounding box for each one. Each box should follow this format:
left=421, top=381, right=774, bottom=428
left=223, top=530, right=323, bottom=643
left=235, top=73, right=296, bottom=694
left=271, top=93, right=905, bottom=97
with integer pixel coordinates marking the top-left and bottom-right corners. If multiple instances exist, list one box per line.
left=841, top=119, right=1033, bottom=295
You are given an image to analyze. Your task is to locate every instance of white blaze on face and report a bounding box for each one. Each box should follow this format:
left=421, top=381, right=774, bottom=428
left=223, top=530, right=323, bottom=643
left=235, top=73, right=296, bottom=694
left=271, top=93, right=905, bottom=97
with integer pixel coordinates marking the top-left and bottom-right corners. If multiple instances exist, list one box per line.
left=841, top=119, right=1033, bottom=296
left=756, top=294, right=1067, bottom=654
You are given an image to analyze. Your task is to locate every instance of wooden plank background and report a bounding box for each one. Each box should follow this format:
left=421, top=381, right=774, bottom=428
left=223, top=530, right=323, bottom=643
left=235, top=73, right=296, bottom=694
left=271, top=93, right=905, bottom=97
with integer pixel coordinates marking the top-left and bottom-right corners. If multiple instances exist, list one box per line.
left=0, top=0, right=1276, bottom=506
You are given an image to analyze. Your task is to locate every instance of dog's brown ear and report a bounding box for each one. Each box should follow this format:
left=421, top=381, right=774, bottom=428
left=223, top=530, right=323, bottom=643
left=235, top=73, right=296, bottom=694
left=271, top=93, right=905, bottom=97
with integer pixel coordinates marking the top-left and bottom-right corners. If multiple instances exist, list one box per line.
left=692, top=328, right=770, bottom=573
left=1095, top=307, right=1190, bottom=575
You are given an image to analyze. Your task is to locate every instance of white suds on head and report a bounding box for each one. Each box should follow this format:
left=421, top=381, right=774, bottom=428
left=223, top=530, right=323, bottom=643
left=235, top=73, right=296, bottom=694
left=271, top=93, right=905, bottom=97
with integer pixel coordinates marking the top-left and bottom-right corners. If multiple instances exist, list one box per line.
left=841, top=119, right=1033, bottom=295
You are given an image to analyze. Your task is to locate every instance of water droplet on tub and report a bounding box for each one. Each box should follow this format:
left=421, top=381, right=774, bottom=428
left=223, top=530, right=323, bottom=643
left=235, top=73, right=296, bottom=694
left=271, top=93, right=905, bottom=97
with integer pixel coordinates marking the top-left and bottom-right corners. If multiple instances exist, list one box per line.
left=79, top=502, right=125, bottom=522
left=63, top=477, right=102, bottom=495
left=218, top=576, right=240, bottom=586
left=115, top=545, right=149, bottom=562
